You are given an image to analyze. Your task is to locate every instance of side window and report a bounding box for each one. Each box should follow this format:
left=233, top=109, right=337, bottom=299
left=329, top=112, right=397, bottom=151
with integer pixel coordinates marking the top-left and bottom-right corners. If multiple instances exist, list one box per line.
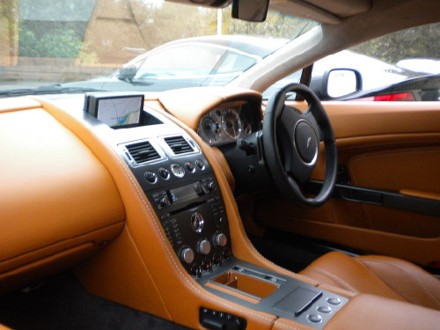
left=264, top=22, right=440, bottom=101
left=323, top=22, right=440, bottom=101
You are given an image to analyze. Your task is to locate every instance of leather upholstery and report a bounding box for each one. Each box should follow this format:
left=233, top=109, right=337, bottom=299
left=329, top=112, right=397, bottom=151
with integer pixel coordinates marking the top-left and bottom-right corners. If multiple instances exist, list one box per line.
left=300, top=251, right=440, bottom=310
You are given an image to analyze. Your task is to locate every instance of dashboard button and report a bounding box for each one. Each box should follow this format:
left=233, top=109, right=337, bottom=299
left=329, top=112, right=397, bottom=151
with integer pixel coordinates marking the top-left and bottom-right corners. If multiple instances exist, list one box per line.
left=327, top=297, right=342, bottom=305
left=185, top=161, right=195, bottom=173
left=180, top=247, right=195, bottom=264
left=307, top=314, right=322, bottom=323
left=213, top=232, right=227, bottom=247
left=195, top=159, right=206, bottom=170
left=198, top=239, right=212, bottom=255
left=144, top=171, right=157, bottom=184
left=317, top=306, right=332, bottom=313
left=158, top=167, right=170, bottom=180
left=170, top=163, right=185, bottom=178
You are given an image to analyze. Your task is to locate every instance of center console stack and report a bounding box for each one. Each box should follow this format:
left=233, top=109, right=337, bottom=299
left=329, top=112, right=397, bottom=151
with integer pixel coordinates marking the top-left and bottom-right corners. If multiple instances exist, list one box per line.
left=85, top=94, right=348, bottom=329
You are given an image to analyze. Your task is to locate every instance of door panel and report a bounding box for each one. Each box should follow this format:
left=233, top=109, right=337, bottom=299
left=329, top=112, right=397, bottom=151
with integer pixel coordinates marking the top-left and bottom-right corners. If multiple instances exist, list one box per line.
left=254, top=101, right=440, bottom=267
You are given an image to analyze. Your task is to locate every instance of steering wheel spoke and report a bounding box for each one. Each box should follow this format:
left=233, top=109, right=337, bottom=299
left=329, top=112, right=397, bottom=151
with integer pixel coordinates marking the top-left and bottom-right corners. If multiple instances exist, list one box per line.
left=263, top=83, right=337, bottom=207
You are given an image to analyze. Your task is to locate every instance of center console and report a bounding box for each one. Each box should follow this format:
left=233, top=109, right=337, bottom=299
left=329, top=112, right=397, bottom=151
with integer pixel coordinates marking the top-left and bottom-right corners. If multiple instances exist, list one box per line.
left=109, top=107, right=348, bottom=329
left=123, top=136, right=232, bottom=277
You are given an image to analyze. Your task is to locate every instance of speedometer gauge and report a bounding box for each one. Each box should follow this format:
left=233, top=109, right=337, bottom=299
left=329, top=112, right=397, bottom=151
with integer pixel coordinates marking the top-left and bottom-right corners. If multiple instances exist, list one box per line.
left=221, top=109, right=242, bottom=139
left=199, top=115, right=220, bottom=144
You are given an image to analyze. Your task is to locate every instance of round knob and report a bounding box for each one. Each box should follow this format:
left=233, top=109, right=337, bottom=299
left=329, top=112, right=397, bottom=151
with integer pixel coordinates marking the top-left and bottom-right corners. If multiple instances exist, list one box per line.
left=158, top=167, right=170, bottom=180
left=180, top=247, right=194, bottom=264
left=170, top=163, right=185, bottom=178
left=144, top=171, right=157, bottom=184
left=198, top=239, right=211, bottom=255
left=214, top=232, right=227, bottom=247
left=185, top=161, right=195, bottom=173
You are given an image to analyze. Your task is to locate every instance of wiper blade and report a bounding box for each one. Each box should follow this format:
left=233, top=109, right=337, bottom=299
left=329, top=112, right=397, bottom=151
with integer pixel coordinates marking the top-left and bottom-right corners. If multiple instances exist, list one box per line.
left=117, top=76, right=154, bottom=87
left=0, top=85, right=106, bottom=97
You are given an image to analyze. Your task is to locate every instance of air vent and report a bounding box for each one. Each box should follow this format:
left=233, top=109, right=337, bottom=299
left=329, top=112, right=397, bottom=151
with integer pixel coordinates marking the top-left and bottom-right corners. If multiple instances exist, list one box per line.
left=125, top=141, right=160, bottom=164
left=164, top=136, right=194, bottom=155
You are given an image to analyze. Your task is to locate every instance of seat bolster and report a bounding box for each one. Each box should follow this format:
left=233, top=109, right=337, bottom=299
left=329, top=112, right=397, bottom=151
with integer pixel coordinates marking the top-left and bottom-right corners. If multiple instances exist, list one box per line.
left=357, top=255, right=440, bottom=310
left=300, top=251, right=407, bottom=302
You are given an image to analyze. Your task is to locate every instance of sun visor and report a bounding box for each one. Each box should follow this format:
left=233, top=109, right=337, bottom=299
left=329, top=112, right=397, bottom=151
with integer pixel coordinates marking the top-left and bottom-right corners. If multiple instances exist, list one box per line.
left=168, top=0, right=232, bottom=8
left=270, top=0, right=372, bottom=24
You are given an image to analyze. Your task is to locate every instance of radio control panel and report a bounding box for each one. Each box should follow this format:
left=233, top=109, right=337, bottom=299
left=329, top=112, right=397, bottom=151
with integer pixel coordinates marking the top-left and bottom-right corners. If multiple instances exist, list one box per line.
left=121, top=135, right=232, bottom=277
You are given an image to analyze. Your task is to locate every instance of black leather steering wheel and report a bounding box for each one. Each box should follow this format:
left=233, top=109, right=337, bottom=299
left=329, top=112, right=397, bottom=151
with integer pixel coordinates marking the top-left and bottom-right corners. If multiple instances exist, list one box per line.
left=263, top=83, right=337, bottom=207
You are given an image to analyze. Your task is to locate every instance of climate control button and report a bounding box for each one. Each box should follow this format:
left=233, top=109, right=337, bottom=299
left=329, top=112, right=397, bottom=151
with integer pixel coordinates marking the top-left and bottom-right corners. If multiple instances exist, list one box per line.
left=158, top=167, right=170, bottom=180
left=198, top=239, right=212, bottom=255
left=144, top=171, right=158, bottom=184
left=180, top=247, right=195, bottom=264
left=213, top=232, right=228, bottom=247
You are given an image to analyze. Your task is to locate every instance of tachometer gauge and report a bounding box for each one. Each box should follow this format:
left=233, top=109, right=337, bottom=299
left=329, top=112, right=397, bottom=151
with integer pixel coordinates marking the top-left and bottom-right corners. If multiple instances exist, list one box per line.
left=199, top=115, right=221, bottom=144
left=221, top=109, right=242, bottom=139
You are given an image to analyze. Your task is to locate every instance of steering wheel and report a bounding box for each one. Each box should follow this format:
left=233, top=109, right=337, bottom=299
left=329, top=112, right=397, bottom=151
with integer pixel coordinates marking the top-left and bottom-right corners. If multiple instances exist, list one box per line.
left=263, top=83, right=337, bottom=207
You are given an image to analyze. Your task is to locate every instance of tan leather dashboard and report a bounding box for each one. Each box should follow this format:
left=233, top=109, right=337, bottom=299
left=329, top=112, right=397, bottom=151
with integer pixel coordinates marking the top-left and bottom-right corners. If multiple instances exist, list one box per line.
left=0, top=92, right=439, bottom=329
left=0, top=100, right=125, bottom=293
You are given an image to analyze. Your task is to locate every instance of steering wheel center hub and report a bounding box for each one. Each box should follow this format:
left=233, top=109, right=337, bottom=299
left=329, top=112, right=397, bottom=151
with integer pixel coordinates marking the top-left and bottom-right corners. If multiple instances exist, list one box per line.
left=294, top=121, right=318, bottom=164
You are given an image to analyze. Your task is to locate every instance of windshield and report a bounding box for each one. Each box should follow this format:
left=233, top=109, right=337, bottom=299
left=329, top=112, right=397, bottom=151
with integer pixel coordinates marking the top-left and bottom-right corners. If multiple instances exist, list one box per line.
left=0, top=0, right=315, bottom=96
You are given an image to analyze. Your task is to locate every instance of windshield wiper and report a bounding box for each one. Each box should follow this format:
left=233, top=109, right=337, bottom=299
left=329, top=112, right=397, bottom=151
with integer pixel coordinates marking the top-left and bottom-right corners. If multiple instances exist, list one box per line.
left=0, top=85, right=106, bottom=98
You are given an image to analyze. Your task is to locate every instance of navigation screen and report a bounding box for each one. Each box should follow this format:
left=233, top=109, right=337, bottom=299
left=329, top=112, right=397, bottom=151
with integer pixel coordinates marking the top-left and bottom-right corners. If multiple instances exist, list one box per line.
left=97, top=95, right=142, bottom=127
left=85, top=93, right=144, bottom=128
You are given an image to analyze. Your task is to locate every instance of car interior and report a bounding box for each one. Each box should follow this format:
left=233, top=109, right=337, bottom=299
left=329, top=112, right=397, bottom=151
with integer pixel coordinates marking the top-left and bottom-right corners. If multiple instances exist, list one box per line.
left=0, top=0, right=440, bottom=329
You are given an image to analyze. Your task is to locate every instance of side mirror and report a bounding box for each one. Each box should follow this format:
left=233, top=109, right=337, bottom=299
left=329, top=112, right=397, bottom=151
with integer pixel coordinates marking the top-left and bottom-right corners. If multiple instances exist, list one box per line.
left=325, top=69, right=362, bottom=98
left=118, top=65, right=137, bottom=81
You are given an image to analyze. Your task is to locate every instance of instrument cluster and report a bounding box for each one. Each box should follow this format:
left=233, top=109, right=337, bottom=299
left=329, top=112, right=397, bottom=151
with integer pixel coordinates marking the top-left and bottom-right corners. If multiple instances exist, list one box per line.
left=197, top=104, right=255, bottom=146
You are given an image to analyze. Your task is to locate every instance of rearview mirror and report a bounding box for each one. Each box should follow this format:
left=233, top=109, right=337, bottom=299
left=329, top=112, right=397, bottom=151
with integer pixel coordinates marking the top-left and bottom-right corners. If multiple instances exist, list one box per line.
left=232, top=0, right=269, bottom=22
left=325, top=69, right=361, bottom=98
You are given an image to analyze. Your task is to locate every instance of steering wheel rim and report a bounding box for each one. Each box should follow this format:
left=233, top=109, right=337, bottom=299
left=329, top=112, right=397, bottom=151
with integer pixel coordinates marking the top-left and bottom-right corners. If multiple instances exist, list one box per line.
left=263, top=83, right=337, bottom=207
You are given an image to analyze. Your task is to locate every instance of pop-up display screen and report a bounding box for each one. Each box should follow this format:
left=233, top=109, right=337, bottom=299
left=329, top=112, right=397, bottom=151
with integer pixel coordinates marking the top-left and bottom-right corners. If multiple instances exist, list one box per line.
left=84, top=93, right=144, bottom=128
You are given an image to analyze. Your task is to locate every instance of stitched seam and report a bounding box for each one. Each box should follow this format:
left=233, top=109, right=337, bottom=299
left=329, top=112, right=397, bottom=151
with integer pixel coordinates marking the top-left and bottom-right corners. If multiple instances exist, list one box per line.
left=361, top=259, right=440, bottom=309
left=309, top=268, right=358, bottom=294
